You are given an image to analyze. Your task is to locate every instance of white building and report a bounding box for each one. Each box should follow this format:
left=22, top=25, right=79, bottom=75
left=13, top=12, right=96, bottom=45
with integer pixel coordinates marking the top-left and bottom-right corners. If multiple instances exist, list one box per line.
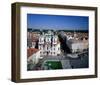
left=66, top=39, right=88, bottom=53
left=38, top=31, right=61, bottom=56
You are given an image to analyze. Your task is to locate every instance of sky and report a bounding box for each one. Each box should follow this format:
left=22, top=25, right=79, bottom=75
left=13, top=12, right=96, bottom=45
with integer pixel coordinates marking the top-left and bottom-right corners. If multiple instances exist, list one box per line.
left=27, top=14, right=89, bottom=30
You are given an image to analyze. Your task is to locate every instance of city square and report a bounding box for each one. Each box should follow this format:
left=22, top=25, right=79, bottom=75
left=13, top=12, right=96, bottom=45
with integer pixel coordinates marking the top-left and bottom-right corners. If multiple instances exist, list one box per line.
left=27, top=14, right=89, bottom=71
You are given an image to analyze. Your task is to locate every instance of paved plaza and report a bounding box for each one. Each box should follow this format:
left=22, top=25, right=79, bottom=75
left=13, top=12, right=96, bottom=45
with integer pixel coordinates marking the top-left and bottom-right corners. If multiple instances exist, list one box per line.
left=32, top=51, right=88, bottom=70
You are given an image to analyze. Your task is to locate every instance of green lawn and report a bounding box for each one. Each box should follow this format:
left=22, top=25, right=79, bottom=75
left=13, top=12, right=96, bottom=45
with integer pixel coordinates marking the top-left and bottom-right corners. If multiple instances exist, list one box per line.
left=44, top=61, right=62, bottom=70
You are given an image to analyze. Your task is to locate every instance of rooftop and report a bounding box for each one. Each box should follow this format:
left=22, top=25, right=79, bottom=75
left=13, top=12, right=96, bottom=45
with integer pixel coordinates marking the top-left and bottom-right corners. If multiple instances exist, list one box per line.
left=68, top=39, right=88, bottom=44
left=27, top=48, right=40, bottom=57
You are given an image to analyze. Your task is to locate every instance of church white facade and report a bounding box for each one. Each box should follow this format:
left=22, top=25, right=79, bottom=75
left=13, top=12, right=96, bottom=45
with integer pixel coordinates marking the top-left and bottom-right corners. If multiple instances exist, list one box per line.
left=38, top=31, right=61, bottom=56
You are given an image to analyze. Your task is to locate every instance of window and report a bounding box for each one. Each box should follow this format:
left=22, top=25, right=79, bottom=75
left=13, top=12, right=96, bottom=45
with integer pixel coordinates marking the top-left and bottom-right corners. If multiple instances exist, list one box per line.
left=48, top=39, right=49, bottom=42
left=40, top=38, right=41, bottom=42
left=58, top=48, right=60, bottom=50
left=47, top=47, right=48, bottom=50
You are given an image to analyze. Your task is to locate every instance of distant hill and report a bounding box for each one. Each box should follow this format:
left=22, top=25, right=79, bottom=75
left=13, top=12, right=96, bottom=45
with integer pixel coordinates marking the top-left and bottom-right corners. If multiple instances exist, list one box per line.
left=27, top=28, right=40, bottom=32
left=57, top=30, right=88, bottom=33
left=27, top=28, right=88, bottom=33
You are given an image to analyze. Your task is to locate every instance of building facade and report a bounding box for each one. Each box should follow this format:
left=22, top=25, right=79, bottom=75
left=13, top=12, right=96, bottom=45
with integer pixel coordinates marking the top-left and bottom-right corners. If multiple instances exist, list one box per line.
left=66, top=39, right=88, bottom=53
left=38, top=31, right=61, bottom=56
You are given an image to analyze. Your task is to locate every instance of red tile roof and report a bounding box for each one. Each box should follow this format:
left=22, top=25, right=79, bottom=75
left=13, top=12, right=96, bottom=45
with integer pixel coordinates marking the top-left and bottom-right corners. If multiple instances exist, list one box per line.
left=27, top=48, right=40, bottom=58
